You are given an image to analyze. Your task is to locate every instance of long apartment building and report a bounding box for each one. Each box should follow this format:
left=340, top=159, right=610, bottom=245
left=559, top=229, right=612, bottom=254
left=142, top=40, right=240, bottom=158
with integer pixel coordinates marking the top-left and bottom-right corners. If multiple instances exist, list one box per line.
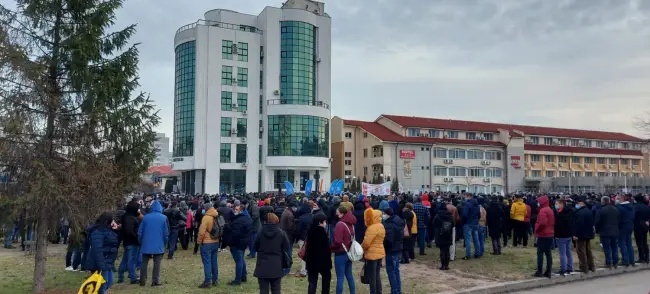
left=172, top=0, right=332, bottom=194
left=332, top=115, right=650, bottom=194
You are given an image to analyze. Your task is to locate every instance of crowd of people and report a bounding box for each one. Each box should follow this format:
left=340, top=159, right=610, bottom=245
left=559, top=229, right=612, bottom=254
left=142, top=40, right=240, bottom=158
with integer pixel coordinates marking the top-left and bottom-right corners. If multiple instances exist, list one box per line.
left=3, top=190, right=650, bottom=294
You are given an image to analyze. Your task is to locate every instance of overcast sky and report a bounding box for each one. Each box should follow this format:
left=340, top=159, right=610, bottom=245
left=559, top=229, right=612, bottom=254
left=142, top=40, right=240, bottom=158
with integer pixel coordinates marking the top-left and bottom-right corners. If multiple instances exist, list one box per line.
left=3, top=0, right=650, bottom=146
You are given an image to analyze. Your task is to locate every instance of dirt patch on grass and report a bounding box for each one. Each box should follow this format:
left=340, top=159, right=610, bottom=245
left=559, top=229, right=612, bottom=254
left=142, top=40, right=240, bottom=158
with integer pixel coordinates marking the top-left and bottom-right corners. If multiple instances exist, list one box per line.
left=401, top=260, right=496, bottom=293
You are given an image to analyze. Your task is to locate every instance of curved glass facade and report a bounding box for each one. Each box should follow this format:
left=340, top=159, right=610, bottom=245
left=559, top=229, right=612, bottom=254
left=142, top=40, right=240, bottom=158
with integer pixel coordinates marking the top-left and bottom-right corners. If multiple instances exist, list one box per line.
left=268, top=115, right=329, bottom=157
left=173, top=41, right=196, bottom=157
left=280, top=21, right=316, bottom=105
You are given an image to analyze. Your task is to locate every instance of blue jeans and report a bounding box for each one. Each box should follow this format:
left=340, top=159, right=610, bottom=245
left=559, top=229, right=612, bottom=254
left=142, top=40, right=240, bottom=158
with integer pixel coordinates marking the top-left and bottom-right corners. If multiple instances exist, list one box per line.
left=230, top=247, right=247, bottom=282
left=201, top=243, right=219, bottom=283
left=463, top=224, right=479, bottom=258
left=168, top=229, right=179, bottom=258
left=417, top=229, right=426, bottom=253
left=99, top=270, right=113, bottom=294
left=618, top=233, right=635, bottom=265
left=334, top=253, right=355, bottom=294
left=283, top=237, right=293, bottom=276
left=601, top=236, right=619, bottom=266
left=136, top=247, right=142, bottom=268
left=328, top=224, right=335, bottom=243
left=478, top=226, right=486, bottom=257
left=248, top=232, right=257, bottom=257
left=118, top=245, right=138, bottom=282
left=385, top=252, right=401, bottom=294
left=557, top=238, right=574, bottom=272
left=65, top=247, right=82, bottom=269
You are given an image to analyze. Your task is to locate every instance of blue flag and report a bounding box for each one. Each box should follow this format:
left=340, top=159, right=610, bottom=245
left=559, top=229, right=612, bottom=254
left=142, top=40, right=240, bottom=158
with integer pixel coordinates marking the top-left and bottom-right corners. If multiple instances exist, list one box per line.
left=305, top=179, right=313, bottom=194
left=284, top=181, right=294, bottom=195
left=329, top=180, right=339, bottom=194
left=336, top=179, right=345, bottom=195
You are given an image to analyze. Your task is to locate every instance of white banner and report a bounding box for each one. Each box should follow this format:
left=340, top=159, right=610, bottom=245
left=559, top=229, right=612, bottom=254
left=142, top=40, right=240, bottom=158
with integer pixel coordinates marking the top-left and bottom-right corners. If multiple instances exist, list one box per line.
left=362, top=181, right=392, bottom=196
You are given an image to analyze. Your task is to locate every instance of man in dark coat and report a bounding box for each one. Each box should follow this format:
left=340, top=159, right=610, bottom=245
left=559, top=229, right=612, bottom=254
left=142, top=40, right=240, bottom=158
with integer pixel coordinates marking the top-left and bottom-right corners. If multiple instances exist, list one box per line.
left=633, top=195, right=650, bottom=264
left=352, top=200, right=367, bottom=243
left=118, top=201, right=140, bottom=284
left=383, top=208, right=404, bottom=294
left=246, top=200, right=261, bottom=258
left=304, top=213, right=331, bottom=293
left=574, top=196, right=595, bottom=273
left=163, top=201, right=186, bottom=259
left=595, top=196, right=620, bottom=268
left=486, top=196, right=504, bottom=255
left=616, top=195, right=635, bottom=266
left=226, top=204, right=253, bottom=285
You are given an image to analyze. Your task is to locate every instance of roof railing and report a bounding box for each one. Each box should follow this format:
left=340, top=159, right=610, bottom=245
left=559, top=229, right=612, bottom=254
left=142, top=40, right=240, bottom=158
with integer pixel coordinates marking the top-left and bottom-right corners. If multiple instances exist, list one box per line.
left=176, top=19, right=263, bottom=35
left=267, top=99, right=330, bottom=110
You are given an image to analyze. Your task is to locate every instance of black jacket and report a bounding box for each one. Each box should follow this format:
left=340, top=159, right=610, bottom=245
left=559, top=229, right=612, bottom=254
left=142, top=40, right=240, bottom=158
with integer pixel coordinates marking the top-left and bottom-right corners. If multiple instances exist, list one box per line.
left=595, top=204, right=619, bottom=238
left=217, top=206, right=233, bottom=224
left=633, top=202, right=650, bottom=232
left=296, top=204, right=313, bottom=241
left=352, top=201, right=367, bottom=243
left=574, top=206, right=595, bottom=240
left=163, top=207, right=186, bottom=230
left=383, top=215, right=404, bottom=253
left=433, top=209, right=453, bottom=248
left=225, top=212, right=253, bottom=250
left=304, top=224, right=332, bottom=273
left=554, top=207, right=575, bottom=238
left=120, top=202, right=140, bottom=247
left=486, top=201, right=504, bottom=238
left=248, top=204, right=261, bottom=233
left=253, top=224, right=290, bottom=279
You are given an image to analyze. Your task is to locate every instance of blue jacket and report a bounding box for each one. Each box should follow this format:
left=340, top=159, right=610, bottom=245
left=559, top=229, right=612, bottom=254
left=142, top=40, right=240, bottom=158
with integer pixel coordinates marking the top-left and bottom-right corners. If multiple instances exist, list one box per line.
left=383, top=215, right=404, bottom=253
left=138, top=200, right=169, bottom=254
left=574, top=206, right=595, bottom=240
left=88, top=226, right=119, bottom=272
left=616, top=202, right=635, bottom=235
left=461, top=199, right=480, bottom=226
left=388, top=200, right=399, bottom=214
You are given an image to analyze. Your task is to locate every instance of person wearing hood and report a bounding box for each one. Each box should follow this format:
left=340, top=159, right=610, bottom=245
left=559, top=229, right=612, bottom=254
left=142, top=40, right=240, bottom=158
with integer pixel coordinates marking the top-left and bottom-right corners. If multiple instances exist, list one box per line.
left=378, top=199, right=390, bottom=211
left=422, top=194, right=431, bottom=208
left=88, top=212, right=120, bottom=294
left=633, top=195, right=650, bottom=264
left=383, top=208, right=404, bottom=294
left=388, top=195, right=400, bottom=215
left=197, top=203, right=220, bottom=288
left=247, top=199, right=261, bottom=258
left=461, top=194, right=480, bottom=260
left=138, top=200, right=169, bottom=287
left=353, top=199, right=368, bottom=243
left=433, top=205, right=453, bottom=270
left=510, top=195, right=527, bottom=248
left=295, top=201, right=314, bottom=278
left=533, top=195, right=555, bottom=278
left=305, top=213, right=332, bottom=294
left=361, top=208, right=385, bottom=294
left=486, top=196, right=504, bottom=255
left=254, top=213, right=290, bottom=294
left=163, top=201, right=186, bottom=259
left=118, top=201, right=141, bottom=284
left=226, top=203, right=253, bottom=285
left=616, top=194, right=635, bottom=266
left=330, top=206, right=356, bottom=294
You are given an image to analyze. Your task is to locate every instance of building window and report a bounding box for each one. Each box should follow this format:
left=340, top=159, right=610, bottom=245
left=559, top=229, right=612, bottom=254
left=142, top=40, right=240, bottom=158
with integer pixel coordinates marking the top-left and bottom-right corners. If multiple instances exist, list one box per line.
left=259, top=145, right=262, bottom=163
left=236, top=118, right=247, bottom=137
left=433, top=148, right=447, bottom=158
left=429, top=130, right=440, bottom=138
left=544, top=137, right=553, bottom=145
left=585, top=172, right=593, bottom=177
left=467, top=149, right=484, bottom=160
left=545, top=171, right=555, bottom=177
left=584, top=140, right=592, bottom=147
left=220, top=117, right=232, bottom=137
left=267, top=115, right=329, bottom=157
left=363, top=166, right=368, bottom=175
left=363, top=149, right=368, bottom=158
left=447, top=131, right=458, bottom=139
left=486, top=167, right=503, bottom=177
left=466, top=132, right=477, bottom=140
left=237, top=67, right=248, bottom=87
left=448, top=149, right=466, bottom=159
left=280, top=21, right=316, bottom=105
left=620, top=159, right=628, bottom=165
left=558, top=138, right=567, bottom=146
left=221, top=65, right=233, bottom=85
left=433, top=166, right=447, bottom=176
left=622, top=142, right=629, bottom=149
left=485, top=150, right=502, bottom=160
left=344, top=170, right=352, bottom=176
left=544, top=155, right=554, bottom=162
left=633, top=143, right=642, bottom=150
left=608, top=141, right=617, bottom=148
left=259, top=95, right=264, bottom=114
left=260, top=70, right=263, bottom=89
left=407, top=128, right=420, bottom=137
left=571, top=156, right=581, bottom=164
left=237, top=42, right=248, bottom=62
left=559, top=171, right=569, bottom=177
left=611, top=172, right=618, bottom=177
left=584, top=157, right=593, bottom=164
left=632, top=159, right=640, bottom=166
left=609, top=158, right=617, bottom=165
left=222, top=40, right=233, bottom=60
left=558, top=156, right=568, bottom=163
left=531, top=170, right=541, bottom=177
left=220, top=143, right=231, bottom=163
left=363, top=132, right=368, bottom=138
left=345, top=132, right=352, bottom=139
left=469, top=167, right=484, bottom=177
left=273, top=170, right=295, bottom=189
left=236, top=144, right=247, bottom=163
left=219, top=91, right=232, bottom=111
left=483, top=133, right=494, bottom=141
left=344, top=152, right=351, bottom=158
left=597, top=158, right=606, bottom=164
left=173, top=41, right=196, bottom=157
left=344, top=160, right=351, bottom=166
left=449, top=167, right=466, bottom=177
left=571, top=139, right=579, bottom=147
left=596, top=141, right=604, bottom=148
left=530, top=155, right=540, bottom=162
left=573, top=171, right=581, bottom=177
left=237, top=93, right=248, bottom=112
left=530, top=136, right=539, bottom=144
left=598, top=172, right=606, bottom=177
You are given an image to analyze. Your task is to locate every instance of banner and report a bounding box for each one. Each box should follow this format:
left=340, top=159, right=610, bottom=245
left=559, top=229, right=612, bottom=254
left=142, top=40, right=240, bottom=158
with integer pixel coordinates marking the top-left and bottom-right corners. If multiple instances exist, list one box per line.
left=305, top=179, right=313, bottom=194
left=284, top=181, right=294, bottom=195
left=362, top=181, right=392, bottom=196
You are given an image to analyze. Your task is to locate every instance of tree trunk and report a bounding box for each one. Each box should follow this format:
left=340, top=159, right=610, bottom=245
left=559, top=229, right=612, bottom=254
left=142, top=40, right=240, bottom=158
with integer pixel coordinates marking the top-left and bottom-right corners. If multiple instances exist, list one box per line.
left=33, top=218, right=49, bottom=293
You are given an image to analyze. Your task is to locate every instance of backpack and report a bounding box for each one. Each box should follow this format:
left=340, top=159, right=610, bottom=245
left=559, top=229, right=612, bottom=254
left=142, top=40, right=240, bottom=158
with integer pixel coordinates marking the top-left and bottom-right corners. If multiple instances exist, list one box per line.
left=341, top=222, right=364, bottom=262
left=209, top=215, right=225, bottom=240
left=440, top=221, right=452, bottom=237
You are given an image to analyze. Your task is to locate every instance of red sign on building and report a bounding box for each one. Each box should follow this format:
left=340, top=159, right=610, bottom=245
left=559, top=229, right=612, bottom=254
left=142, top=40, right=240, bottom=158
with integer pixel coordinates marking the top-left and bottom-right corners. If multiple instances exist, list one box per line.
left=510, top=155, right=521, bottom=168
left=400, top=150, right=416, bottom=159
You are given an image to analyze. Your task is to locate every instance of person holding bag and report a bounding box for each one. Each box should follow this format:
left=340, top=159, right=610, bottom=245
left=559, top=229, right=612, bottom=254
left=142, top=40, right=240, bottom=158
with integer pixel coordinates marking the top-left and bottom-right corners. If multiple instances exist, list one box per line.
left=330, top=206, right=357, bottom=294
left=361, top=208, right=386, bottom=294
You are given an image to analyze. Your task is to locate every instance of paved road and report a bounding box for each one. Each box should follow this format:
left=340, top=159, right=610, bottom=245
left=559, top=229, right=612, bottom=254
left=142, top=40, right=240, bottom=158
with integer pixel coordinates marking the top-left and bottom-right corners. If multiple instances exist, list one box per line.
left=514, top=270, right=649, bottom=293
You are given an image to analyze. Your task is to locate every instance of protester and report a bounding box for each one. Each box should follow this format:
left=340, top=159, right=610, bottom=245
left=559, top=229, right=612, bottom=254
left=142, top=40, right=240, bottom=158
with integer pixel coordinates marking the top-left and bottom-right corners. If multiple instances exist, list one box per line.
left=401, top=203, right=416, bottom=263
left=163, top=201, right=186, bottom=259
left=461, top=193, right=481, bottom=259
left=330, top=206, right=356, bottom=294
left=434, top=205, right=454, bottom=270
left=254, top=213, right=290, bottom=294
left=88, top=212, right=120, bottom=294
left=616, top=195, right=635, bottom=266
left=361, top=208, right=386, bottom=294
left=248, top=199, right=261, bottom=258
left=305, top=213, right=331, bottom=294
left=510, top=195, right=527, bottom=248
left=533, top=195, right=555, bottom=278
left=413, top=197, right=430, bottom=255
left=118, top=201, right=140, bottom=284
left=383, top=207, right=404, bottom=294
left=596, top=196, right=620, bottom=269
left=574, top=196, right=596, bottom=273
left=226, top=203, right=253, bottom=285
left=554, top=199, right=574, bottom=275
left=486, top=196, right=504, bottom=255
left=197, top=203, right=221, bottom=288
left=138, top=200, right=168, bottom=287
left=633, top=195, right=650, bottom=264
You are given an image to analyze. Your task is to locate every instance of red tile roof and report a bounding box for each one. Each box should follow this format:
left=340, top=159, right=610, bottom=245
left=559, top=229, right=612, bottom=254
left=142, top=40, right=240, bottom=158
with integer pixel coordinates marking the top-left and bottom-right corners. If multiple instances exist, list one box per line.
left=380, top=114, right=644, bottom=142
left=146, top=165, right=175, bottom=176
left=344, top=120, right=505, bottom=147
left=524, top=144, right=643, bottom=156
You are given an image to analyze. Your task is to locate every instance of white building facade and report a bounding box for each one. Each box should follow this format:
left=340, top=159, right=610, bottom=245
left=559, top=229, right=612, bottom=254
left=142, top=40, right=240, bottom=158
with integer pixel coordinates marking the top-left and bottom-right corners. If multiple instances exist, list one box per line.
left=172, top=0, right=332, bottom=194
left=152, top=133, right=171, bottom=166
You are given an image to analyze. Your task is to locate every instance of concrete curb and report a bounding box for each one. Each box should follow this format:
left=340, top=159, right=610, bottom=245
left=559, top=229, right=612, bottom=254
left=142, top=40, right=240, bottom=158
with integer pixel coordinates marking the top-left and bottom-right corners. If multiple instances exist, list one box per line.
left=441, top=264, right=650, bottom=294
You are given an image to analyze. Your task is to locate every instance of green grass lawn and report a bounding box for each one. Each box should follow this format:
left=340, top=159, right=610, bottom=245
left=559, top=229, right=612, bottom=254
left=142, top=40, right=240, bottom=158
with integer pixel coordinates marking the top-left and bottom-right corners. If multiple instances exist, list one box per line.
left=0, top=237, right=626, bottom=294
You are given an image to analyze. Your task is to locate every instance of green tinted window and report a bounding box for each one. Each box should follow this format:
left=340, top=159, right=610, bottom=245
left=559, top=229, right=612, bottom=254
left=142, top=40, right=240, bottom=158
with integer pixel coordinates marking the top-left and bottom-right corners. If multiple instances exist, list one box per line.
left=222, top=66, right=233, bottom=85
left=236, top=144, right=247, bottom=163
left=222, top=40, right=233, bottom=60
left=220, top=143, right=231, bottom=163
left=220, top=117, right=232, bottom=137
left=237, top=67, right=248, bottom=87
left=221, top=91, right=232, bottom=111
left=280, top=21, right=316, bottom=105
left=237, top=118, right=247, bottom=137
left=237, top=93, right=248, bottom=112
left=173, top=41, right=196, bottom=157
left=267, top=115, right=329, bottom=157
left=237, top=42, right=248, bottom=62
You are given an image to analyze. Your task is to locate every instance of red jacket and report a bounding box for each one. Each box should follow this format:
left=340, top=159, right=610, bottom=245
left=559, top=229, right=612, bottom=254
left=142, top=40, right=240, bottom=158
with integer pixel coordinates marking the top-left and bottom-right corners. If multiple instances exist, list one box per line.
left=534, top=196, right=555, bottom=238
left=422, top=194, right=431, bottom=208
left=330, top=212, right=357, bottom=254
left=524, top=204, right=532, bottom=223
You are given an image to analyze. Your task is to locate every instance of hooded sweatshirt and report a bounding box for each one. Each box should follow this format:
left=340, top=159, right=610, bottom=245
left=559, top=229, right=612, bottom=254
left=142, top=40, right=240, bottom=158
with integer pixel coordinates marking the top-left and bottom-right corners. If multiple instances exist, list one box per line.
left=534, top=196, right=555, bottom=238
left=197, top=207, right=219, bottom=245
left=378, top=200, right=389, bottom=211
left=330, top=212, right=357, bottom=254
left=461, top=198, right=480, bottom=226
left=510, top=199, right=527, bottom=221
left=361, top=208, right=386, bottom=260
left=422, top=194, right=431, bottom=208
left=138, top=200, right=169, bottom=254
left=121, top=201, right=140, bottom=247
